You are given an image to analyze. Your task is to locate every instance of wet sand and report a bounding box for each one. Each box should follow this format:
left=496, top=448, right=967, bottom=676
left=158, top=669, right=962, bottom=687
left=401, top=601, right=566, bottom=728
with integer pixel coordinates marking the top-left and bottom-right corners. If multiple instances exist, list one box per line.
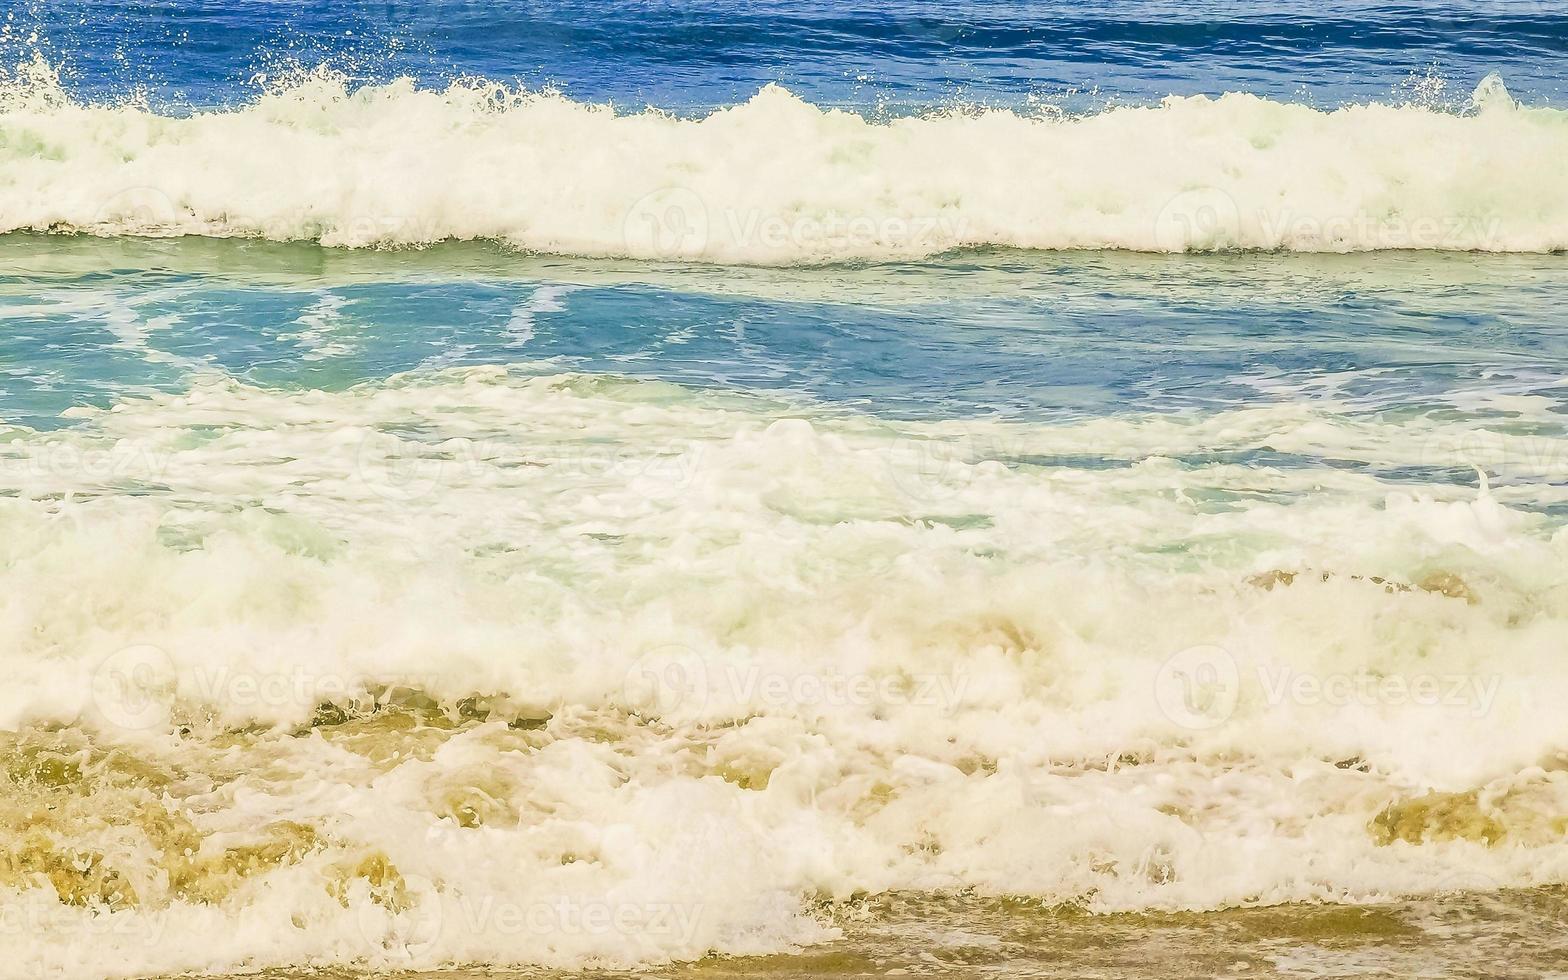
left=232, top=888, right=1568, bottom=980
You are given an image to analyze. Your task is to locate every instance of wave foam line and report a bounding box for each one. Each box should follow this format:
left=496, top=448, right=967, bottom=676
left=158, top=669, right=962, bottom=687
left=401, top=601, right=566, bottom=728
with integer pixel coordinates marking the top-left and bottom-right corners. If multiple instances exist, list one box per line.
left=1, top=64, right=1566, bottom=261
left=5, top=369, right=1568, bottom=974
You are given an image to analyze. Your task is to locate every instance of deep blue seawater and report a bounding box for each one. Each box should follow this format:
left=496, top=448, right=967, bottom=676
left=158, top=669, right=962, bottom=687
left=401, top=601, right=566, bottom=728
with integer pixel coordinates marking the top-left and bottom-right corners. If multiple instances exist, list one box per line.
left=10, top=0, right=1568, bottom=109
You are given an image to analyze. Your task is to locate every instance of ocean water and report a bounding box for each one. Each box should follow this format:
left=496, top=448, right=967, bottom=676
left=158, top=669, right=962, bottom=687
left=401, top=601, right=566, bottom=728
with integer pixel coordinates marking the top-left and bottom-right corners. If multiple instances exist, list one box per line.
left=2, top=3, right=1568, bottom=978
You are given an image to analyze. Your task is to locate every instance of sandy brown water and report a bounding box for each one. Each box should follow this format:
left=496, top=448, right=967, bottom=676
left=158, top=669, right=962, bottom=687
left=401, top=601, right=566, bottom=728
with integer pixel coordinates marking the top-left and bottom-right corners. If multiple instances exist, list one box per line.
left=212, top=888, right=1568, bottom=980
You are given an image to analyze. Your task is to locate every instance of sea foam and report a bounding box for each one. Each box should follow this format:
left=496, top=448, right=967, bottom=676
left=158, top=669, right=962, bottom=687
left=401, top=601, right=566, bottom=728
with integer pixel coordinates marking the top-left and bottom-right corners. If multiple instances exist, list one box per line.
left=1, top=63, right=1565, bottom=262
left=5, top=368, right=1568, bottom=975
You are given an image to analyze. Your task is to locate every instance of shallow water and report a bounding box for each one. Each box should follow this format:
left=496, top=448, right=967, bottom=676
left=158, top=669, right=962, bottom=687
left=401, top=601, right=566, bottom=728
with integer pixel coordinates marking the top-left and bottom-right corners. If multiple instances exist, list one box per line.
left=7, top=240, right=1568, bottom=978
left=5, top=236, right=1567, bottom=429
left=5, top=2, right=1568, bottom=978
left=229, top=890, right=1568, bottom=979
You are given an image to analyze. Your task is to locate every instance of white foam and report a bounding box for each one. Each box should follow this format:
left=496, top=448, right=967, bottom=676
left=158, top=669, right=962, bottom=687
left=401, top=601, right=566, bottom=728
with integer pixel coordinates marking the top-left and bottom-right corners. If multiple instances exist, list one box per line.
left=2, top=63, right=1565, bottom=262
left=4, top=368, right=1568, bottom=974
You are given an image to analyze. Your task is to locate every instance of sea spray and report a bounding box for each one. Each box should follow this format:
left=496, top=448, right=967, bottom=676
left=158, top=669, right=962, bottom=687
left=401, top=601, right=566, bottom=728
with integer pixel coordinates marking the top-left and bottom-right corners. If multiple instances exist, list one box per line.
left=1, top=68, right=1565, bottom=260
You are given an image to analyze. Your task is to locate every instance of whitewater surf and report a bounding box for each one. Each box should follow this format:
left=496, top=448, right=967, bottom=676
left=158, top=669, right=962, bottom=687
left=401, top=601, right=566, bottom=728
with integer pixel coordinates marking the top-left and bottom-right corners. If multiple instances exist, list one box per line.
left=4, top=2, right=1568, bottom=978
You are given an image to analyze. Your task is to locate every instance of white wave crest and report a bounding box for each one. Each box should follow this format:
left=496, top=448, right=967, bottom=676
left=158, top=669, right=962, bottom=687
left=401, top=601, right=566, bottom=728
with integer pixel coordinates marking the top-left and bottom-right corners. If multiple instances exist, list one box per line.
left=2, top=64, right=1565, bottom=261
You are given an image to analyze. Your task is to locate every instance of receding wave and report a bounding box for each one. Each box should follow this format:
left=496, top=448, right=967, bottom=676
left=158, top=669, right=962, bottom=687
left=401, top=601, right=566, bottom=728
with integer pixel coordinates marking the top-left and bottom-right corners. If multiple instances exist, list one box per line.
left=1, top=59, right=1565, bottom=262
left=6, top=366, right=1568, bottom=975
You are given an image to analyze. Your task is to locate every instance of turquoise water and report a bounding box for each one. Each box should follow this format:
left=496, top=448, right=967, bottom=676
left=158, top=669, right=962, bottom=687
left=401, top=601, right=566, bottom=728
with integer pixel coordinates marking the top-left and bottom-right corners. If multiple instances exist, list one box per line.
left=4, top=3, right=1568, bottom=978
left=6, top=238, right=1567, bottom=434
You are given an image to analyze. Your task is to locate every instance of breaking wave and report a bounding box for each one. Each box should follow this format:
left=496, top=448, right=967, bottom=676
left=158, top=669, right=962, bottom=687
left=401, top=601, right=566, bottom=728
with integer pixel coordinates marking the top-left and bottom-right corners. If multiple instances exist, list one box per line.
left=2, top=59, right=1565, bottom=262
